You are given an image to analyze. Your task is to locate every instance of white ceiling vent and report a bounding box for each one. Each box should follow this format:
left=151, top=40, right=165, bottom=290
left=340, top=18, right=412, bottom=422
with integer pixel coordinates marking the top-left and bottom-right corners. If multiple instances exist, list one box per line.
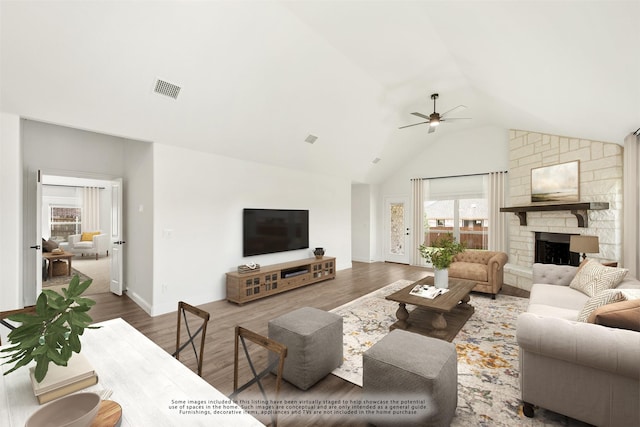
left=154, top=78, right=181, bottom=99
left=305, top=134, right=318, bottom=144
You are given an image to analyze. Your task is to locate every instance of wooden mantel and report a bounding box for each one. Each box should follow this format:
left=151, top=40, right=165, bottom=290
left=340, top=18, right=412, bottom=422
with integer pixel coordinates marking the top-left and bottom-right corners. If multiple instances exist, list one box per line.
left=500, top=202, right=609, bottom=228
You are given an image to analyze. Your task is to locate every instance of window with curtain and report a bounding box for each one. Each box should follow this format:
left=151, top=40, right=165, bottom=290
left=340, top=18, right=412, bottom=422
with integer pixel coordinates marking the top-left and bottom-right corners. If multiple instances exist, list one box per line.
left=422, top=174, right=489, bottom=252
left=50, top=206, right=82, bottom=242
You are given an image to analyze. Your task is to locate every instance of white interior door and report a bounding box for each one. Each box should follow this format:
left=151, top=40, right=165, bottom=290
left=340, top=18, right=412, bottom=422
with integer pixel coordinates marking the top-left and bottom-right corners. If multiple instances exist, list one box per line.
left=384, top=197, right=411, bottom=264
left=110, top=178, right=124, bottom=295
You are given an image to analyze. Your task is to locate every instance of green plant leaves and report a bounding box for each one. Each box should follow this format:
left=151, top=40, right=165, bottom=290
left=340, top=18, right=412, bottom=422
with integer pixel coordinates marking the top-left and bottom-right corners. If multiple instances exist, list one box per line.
left=1, top=275, right=97, bottom=383
left=419, top=233, right=466, bottom=270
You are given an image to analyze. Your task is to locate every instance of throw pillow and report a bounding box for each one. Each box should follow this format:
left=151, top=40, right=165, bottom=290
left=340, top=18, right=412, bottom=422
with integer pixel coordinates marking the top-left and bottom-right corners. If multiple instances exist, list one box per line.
left=568, top=259, right=628, bottom=297
left=42, top=238, right=59, bottom=252
left=81, top=231, right=100, bottom=242
left=577, top=289, right=626, bottom=322
left=587, top=299, right=640, bottom=332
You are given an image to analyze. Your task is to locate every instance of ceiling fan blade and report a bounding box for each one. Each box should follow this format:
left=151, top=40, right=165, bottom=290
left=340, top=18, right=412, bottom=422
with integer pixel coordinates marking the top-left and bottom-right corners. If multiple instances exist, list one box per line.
left=399, top=121, right=429, bottom=129
left=441, top=117, right=471, bottom=122
left=428, top=126, right=436, bottom=134
left=411, top=112, right=430, bottom=120
left=440, top=104, right=467, bottom=118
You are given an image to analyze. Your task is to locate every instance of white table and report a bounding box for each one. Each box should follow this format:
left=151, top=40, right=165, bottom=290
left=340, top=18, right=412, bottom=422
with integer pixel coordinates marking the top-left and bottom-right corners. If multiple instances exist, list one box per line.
left=0, top=318, right=263, bottom=426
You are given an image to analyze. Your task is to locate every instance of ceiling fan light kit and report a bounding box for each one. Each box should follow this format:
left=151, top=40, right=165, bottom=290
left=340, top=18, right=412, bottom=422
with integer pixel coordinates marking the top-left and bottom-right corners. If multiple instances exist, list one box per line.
left=399, top=92, right=470, bottom=133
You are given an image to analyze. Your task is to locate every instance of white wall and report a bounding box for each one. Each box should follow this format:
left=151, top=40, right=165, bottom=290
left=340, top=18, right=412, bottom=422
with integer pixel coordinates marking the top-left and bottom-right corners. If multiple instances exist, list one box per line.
left=351, top=184, right=371, bottom=262
left=374, top=125, right=510, bottom=261
left=152, top=143, right=352, bottom=316
left=123, top=141, right=154, bottom=312
left=11, top=118, right=352, bottom=317
left=0, top=112, right=22, bottom=311
left=351, top=183, right=381, bottom=263
left=20, top=119, right=149, bottom=305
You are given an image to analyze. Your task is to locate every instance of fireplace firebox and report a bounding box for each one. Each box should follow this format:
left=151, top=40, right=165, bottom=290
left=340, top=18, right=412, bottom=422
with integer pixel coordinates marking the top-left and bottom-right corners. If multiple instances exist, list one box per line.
left=534, top=232, right=580, bottom=266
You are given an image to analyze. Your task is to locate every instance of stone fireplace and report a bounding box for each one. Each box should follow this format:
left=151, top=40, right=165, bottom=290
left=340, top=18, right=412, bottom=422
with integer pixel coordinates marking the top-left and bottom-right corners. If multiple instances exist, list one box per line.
left=503, top=130, right=623, bottom=290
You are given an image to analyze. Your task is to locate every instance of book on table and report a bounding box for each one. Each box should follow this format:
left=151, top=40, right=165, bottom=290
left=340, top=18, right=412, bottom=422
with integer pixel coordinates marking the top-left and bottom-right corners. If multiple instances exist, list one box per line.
left=29, top=352, right=98, bottom=404
left=409, top=284, right=450, bottom=299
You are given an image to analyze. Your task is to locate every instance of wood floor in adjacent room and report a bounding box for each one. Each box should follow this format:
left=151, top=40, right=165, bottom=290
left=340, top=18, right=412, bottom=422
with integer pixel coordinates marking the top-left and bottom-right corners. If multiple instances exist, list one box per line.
left=88, top=261, right=529, bottom=427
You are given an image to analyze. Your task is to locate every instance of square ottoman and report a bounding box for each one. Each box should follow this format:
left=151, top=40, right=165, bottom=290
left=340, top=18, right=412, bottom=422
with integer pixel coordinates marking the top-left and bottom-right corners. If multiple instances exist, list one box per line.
left=363, top=329, right=457, bottom=427
left=268, top=307, right=343, bottom=390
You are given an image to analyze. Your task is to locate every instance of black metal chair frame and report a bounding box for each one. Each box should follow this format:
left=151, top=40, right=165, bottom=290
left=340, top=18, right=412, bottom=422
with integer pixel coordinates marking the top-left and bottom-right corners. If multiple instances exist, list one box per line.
left=172, top=301, right=210, bottom=377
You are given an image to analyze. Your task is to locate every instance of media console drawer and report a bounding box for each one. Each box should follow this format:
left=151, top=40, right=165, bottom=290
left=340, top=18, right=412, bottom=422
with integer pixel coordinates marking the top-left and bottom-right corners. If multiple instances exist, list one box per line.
left=226, top=257, right=335, bottom=304
left=282, top=273, right=311, bottom=288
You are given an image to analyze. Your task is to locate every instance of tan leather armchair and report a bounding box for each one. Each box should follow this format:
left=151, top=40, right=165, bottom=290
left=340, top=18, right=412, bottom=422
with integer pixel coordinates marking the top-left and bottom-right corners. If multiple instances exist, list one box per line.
left=448, top=250, right=508, bottom=298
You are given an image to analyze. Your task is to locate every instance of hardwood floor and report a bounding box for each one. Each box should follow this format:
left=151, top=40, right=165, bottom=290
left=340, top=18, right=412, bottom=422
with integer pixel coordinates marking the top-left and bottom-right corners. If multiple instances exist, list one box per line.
left=88, top=261, right=528, bottom=426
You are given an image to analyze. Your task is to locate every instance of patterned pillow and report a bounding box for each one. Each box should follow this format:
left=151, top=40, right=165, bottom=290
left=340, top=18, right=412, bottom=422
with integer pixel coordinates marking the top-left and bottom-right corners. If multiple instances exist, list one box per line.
left=569, top=259, right=628, bottom=297
left=577, top=289, right=627, bottom=322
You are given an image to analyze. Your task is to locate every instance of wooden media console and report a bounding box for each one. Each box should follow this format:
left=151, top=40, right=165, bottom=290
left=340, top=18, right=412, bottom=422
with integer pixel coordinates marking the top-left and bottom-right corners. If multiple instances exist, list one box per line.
left=226, top=257, right=336, bottom=304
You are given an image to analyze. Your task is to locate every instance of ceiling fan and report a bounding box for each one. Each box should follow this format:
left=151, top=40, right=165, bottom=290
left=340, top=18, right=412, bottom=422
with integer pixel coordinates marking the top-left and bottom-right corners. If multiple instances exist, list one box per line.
left=399, top=93, right=470, bottom=133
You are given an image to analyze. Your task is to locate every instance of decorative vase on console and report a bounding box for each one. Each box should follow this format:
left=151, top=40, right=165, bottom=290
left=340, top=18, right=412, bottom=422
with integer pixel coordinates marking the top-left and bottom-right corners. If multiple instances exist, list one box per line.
left=418, top=233, right=465, bottom=289
left=313, top=247, right=325, bottom=259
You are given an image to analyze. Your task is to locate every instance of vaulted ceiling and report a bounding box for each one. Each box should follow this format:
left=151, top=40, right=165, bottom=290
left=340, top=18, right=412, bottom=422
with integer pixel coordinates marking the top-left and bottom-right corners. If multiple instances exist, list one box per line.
left=1, top=1, right=638, bottom=184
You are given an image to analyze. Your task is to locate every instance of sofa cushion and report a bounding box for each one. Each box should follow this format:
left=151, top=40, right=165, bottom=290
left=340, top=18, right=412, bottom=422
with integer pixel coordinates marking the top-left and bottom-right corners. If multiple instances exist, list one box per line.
left=527, top=284, right=589, bottom=320
left=617, top=275, right=640, bottom=290
left=532, top=263, right=577, bottom=286
left=587, top=299, right=640, bottom=331
left=569, top=260, right=628, bottom=297
left=74, top=241, right=94, bottom=249
left=449, top=262, right=487, bottom=282
left=577, top=289, right=627, bottom=322
left=529, top=283, right=589, bottom=311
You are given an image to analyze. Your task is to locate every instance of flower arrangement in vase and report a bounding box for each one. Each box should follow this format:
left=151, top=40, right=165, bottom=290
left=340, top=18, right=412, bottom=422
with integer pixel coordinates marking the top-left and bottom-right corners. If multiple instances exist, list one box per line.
left=419, top=234, right=465, bottom=288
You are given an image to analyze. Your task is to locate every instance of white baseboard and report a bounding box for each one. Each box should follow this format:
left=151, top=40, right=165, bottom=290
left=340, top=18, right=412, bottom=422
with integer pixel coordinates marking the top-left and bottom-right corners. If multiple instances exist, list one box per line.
left=351, top=257, right=374, bottom=263
left=126, top=290, right=152, bottom=315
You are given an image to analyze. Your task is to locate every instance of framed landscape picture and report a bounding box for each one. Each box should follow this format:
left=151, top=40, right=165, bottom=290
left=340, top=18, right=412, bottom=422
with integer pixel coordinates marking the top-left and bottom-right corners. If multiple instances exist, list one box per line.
left=531, top=160, right=579, bottom=203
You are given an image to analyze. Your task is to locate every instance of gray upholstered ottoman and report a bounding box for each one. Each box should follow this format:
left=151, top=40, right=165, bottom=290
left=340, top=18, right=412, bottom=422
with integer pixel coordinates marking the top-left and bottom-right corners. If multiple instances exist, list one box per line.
left=268, top=307, right=343, bottom=390
left=363, top=329, right=457, bottom=426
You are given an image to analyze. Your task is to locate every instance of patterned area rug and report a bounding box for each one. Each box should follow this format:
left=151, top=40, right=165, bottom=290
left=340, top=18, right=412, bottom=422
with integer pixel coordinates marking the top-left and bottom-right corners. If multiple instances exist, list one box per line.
left=330, top=279, right=590, bottom=427
left=43, top=268, right=91, bottom=288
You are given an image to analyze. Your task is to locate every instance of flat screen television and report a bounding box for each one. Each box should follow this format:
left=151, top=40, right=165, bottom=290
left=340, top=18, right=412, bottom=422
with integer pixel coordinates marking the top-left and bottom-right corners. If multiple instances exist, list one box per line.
left=243, top=208, right=309, bottom=257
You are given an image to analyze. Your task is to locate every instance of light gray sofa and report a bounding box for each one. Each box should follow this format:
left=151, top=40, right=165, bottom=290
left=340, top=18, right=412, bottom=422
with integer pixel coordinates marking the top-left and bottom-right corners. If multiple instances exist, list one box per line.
left=516, top=263, right=640, bottom=427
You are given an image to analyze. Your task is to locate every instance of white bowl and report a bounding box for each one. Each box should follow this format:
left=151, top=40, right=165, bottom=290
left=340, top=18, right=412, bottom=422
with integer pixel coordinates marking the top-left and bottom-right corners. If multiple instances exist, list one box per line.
left=25, top=392, right=101, bottom=427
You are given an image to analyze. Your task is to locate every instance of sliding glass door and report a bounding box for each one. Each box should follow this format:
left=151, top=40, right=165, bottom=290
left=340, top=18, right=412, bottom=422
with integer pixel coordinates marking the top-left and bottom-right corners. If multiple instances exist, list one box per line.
left=424, top=199, right=488, bottom=249
left=421, top=175, right=488, bottom=266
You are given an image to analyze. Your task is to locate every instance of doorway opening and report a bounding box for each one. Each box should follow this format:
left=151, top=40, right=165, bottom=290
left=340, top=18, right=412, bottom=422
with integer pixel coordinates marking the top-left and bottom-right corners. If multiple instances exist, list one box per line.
left=41, top=175, right=115, bottom=296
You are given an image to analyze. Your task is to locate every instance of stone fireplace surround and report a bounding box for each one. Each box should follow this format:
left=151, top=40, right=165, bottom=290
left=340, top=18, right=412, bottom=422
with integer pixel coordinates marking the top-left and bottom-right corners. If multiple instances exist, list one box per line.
left=503, top=130, right=623, bottom=290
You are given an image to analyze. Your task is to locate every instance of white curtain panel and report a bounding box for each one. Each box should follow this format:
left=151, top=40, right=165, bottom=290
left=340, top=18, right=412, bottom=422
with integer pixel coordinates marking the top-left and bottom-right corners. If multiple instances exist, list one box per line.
left=82, top=186, right=101, bottom=232
left=623, top=133, right=639, bottom=276
left=411, top=178, right=424, bottom=266
left=488, top=171, right=507, bottom=252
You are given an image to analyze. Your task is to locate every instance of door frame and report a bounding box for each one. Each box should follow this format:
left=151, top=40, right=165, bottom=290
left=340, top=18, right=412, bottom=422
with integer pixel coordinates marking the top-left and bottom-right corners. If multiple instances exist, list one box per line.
left=109, top=178, right=124, bottom=296
left=31, top=171, right=124, bottom=303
